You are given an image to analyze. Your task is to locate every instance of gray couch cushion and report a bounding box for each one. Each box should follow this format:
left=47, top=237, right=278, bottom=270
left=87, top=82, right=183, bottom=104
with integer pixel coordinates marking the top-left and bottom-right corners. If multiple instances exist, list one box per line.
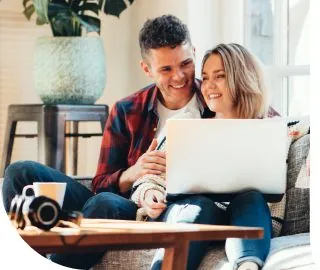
left=282, top=134, right=310, bottom=236
left=93, top=249, right=156, bottom=270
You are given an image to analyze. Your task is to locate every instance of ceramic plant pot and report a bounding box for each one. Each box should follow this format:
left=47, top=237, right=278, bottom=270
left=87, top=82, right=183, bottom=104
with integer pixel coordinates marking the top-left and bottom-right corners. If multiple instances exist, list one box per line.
left=34, top=37, right=106, bottom=104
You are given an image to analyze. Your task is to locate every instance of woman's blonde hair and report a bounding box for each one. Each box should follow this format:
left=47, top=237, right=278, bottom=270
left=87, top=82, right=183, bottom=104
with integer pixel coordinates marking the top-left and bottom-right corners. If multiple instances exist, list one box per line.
left=201, top=43, right=268, bottom=119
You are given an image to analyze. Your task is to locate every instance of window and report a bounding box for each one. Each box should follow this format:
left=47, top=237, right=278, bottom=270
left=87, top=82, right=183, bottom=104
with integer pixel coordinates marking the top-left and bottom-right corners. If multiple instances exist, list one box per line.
left=245, top=0, right=310, bottom=116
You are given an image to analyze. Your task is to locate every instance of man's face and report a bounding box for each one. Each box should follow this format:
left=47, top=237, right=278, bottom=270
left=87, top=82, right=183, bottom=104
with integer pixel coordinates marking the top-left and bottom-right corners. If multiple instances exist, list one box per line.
left=141, top=43, right=196, bottom=110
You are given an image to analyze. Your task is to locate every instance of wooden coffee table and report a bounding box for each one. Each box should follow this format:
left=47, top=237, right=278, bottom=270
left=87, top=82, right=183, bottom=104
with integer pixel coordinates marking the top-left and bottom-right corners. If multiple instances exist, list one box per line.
left=18, top=218, right=263, bottom=270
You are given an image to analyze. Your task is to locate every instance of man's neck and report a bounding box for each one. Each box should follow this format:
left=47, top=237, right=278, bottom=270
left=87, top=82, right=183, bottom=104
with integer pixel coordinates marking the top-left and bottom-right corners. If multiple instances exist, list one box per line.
left=158, top=92, right=194, bottom=110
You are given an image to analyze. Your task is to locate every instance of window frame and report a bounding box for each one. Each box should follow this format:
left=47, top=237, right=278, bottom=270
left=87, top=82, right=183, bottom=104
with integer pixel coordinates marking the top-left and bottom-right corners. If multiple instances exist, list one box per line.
left=244, top=0, right=310, bottom=116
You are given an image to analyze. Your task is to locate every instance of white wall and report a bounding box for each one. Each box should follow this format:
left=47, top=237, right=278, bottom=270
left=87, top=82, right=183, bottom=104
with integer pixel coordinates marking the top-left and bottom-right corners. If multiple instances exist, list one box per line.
left=220, top=0, right=245, bottom=44
left=186, top=0, right=221, bottom=77
left=0, top=1, right=49, bottom=164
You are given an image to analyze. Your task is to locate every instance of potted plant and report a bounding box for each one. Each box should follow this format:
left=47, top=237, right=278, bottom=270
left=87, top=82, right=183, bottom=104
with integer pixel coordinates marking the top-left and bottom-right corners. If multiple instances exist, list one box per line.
left=22, top=0, right=135, bottom=104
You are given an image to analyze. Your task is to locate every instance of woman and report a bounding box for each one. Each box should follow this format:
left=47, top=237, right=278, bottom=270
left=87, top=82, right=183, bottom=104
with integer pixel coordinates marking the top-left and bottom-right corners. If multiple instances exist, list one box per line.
left=200, top=43, right=272, bottom=270
left=131, top=43, right=272, bottom=270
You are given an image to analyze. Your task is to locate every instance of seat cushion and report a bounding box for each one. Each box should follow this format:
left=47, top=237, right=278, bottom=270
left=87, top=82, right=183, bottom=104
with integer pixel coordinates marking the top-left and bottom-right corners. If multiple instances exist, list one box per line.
left=93, top=244, right=229, bottom=270
left=93, top=249, right=156, bottom=270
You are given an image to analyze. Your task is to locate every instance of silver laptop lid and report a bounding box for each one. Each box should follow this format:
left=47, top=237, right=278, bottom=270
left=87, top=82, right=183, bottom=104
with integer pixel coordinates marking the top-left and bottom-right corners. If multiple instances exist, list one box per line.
left=166, top=119, right=287, bottom=199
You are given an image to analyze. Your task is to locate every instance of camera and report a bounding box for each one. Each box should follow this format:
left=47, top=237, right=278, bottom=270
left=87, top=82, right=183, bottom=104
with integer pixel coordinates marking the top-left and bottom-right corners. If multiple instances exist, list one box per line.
left=9, top=189, right=82, bottom=231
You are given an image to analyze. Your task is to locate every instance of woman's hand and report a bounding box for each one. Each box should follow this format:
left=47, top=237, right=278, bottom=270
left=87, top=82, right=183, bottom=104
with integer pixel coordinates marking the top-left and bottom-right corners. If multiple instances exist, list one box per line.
left=140, top=189, right=167, bottom=219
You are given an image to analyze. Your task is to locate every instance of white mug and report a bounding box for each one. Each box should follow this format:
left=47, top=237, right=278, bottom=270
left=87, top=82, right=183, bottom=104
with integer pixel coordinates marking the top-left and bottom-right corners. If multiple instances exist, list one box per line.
left=22, top=182, right=67, bottom=208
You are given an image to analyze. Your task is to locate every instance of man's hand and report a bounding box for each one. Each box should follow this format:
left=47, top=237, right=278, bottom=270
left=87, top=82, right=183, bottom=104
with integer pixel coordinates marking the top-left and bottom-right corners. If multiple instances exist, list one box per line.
left=141, top=189, right=166, bottom=219
left=119, top=139, right=166, bottom=193
left=129, top=139, right=166, bottom=178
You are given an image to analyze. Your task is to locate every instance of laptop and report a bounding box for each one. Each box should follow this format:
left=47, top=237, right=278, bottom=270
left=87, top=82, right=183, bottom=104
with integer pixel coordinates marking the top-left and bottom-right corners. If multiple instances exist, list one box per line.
left=165, top=118, right=288, bottom=202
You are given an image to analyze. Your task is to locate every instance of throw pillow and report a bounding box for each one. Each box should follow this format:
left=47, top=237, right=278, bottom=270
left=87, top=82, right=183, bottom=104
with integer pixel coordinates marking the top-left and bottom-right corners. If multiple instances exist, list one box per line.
left=268, top=117, right=309, bottom=237
left=281, top=134, right=310, bottom=236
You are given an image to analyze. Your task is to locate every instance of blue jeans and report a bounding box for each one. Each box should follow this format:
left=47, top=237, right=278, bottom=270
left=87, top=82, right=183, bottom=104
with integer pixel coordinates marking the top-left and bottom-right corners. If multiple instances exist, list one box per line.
left=151, top=195, right=217, bottom=270
left=224, top=191, right=272, bottom=269
left=151, top=191, right=272, bottom=270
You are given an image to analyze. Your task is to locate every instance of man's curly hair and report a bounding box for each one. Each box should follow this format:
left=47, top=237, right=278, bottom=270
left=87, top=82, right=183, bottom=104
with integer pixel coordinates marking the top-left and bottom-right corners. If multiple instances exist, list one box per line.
left=139, top=14, right=191, bottom=59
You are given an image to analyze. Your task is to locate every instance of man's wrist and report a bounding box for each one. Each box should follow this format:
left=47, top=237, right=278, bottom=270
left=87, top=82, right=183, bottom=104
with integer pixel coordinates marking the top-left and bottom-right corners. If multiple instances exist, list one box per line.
left=119, top=167, right=135, bottom=193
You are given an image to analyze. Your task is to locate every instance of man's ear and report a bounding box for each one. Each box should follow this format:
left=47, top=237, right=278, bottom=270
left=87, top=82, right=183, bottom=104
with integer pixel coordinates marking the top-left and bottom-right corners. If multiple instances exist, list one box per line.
left=140, top=60, right=153, bottom=78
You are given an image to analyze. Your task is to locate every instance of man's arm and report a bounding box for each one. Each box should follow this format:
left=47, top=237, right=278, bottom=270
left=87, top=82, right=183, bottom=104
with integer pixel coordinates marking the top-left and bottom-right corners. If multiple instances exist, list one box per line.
left=92, top=103, right=166, bottom=197
left=92, top=103, right=130, bottom=196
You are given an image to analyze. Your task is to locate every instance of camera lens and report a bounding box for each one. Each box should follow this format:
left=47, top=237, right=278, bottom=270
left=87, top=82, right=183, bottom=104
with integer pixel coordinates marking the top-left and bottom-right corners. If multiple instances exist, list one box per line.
left=37, top=202, right=58, bottom=225
left=27, top=196, right=61, bottom=230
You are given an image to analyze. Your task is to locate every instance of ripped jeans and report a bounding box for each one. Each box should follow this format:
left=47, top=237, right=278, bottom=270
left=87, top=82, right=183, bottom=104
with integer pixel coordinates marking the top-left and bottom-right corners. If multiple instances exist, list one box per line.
left=151, top=191, right=272, bottom=270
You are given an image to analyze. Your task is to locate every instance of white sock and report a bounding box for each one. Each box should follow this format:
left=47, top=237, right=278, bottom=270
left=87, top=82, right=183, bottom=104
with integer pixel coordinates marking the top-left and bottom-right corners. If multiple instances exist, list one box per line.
left=237, top=261, right=259, bottom=270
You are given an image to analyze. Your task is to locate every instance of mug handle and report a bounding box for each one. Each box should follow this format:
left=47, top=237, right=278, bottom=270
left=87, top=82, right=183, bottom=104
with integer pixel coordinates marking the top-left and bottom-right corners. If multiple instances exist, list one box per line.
left=22, top=184, right=34, bottom=197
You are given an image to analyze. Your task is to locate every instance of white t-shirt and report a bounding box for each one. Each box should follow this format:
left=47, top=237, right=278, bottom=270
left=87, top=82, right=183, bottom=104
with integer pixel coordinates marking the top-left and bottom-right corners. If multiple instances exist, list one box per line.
left=155, top=93, right=201, bottom=144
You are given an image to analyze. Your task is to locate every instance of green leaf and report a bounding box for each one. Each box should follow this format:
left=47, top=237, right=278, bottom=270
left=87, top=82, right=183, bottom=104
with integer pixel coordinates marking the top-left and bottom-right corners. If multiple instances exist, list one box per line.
left=74, top=3, right=100, bottom=16
left=36, top=17, right=48, bottom=25
left=32, top=0, right=49, bottom=23
left=48, top=1, right=70, bottom=16
left=23, top=0, right=31, bottom=8
left=50, top=14, right=74, bottom=36
left=76, top=14, right=100, bottom=33
left=98, top=0, right=104, bottom=10
left=22, top=0, right=135, bottom=35
left=48, top=2, right=101, bottom=36
left=48, top=2, right=74, bottom=36
left=23, top=4, right=35, bottom=20
left=103, top=0, right=127, bottom=17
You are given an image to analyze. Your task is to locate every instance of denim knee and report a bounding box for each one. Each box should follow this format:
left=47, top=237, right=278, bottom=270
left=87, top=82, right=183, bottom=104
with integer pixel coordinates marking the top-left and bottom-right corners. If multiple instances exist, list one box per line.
left=2, top=161, right=39, bottom=211
left=4, top=161, right=39, bottom=184
left=226, top=191, right=271, bottom=269
left=177, top=195, right=215, bottom=224
left=184, top=195, right=214, bottom=209
left=82, top=192, right=137, bottom=220
left=233, top=190, right=265, bottom=205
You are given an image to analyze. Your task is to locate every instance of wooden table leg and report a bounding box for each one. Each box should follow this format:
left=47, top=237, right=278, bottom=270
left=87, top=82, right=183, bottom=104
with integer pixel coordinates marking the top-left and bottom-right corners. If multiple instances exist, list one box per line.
left=162, top=240, right=189, bottom=270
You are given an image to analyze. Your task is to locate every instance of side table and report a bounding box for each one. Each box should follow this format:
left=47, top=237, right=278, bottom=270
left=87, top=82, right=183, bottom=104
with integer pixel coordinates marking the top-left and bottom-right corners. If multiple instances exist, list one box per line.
left=0, top=104, right=109, bottom=176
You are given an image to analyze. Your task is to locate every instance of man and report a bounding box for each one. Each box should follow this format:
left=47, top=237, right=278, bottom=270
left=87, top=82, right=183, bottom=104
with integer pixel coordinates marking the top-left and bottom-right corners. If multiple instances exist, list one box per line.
left=2, top=15, right=216, bottom=270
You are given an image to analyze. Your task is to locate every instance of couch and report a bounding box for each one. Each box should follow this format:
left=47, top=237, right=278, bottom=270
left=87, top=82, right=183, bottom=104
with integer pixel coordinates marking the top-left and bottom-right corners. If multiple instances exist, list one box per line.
left=0, top=122, right=314, bottom=269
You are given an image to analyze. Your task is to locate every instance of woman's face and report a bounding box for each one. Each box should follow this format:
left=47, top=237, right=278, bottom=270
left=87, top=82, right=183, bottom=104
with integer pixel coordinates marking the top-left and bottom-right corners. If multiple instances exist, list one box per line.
left=201, top=54, right=236, bottom=118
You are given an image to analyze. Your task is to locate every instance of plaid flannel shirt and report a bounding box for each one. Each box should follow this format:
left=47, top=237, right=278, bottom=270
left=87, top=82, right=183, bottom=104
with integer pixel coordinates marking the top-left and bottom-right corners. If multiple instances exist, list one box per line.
left=92, top=80, right=214, bottom=197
